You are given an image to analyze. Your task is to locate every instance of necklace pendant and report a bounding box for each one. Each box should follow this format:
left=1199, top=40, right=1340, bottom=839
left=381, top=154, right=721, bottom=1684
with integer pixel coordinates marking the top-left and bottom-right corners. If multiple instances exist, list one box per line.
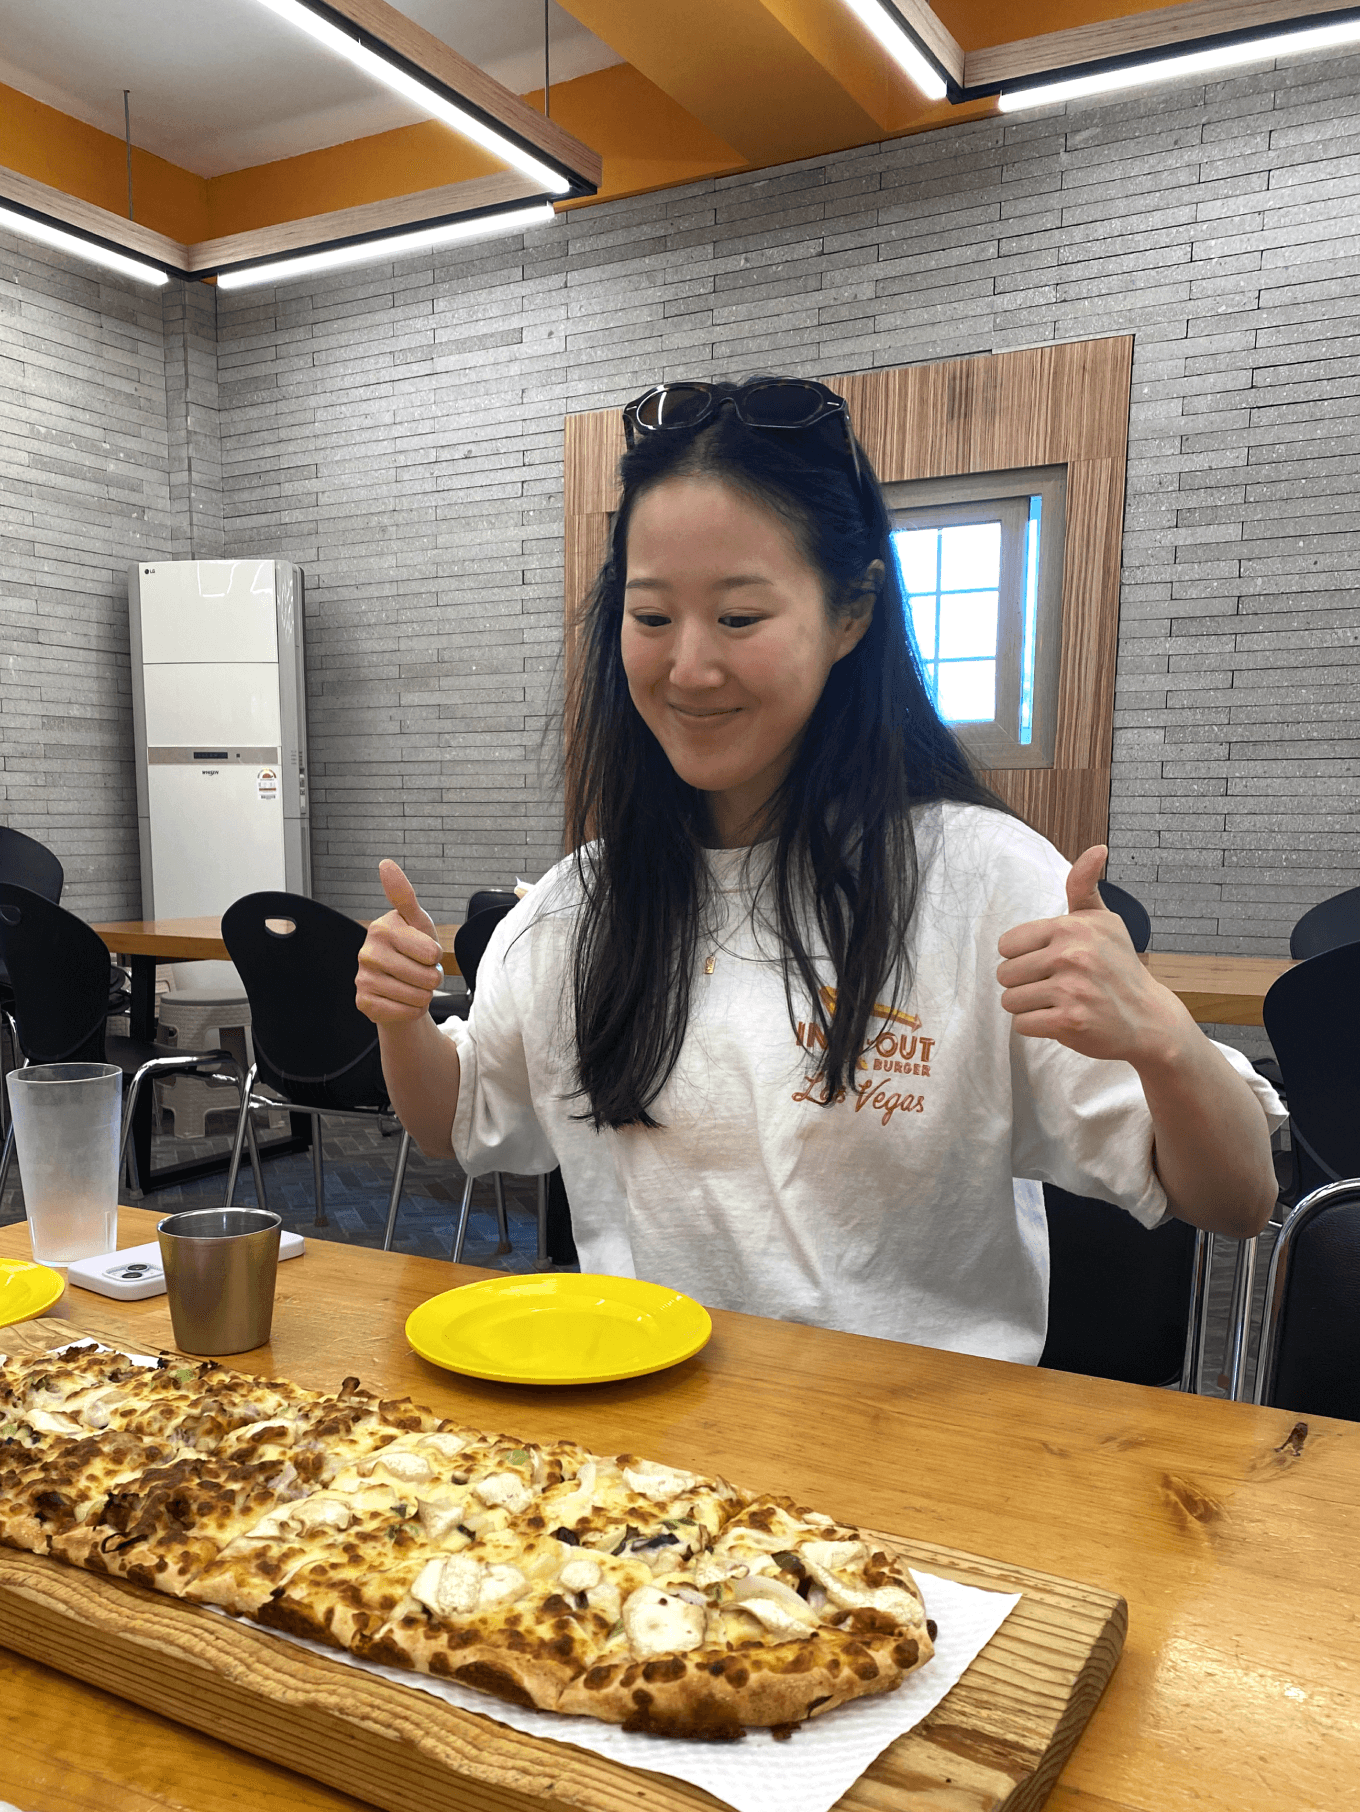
left=704, top=955, right=716, bottom=975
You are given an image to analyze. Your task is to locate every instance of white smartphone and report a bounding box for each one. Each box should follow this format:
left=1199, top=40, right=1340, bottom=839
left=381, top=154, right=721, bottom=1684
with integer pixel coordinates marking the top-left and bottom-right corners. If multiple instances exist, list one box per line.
left=67, top=1231, right=306, bottom=1301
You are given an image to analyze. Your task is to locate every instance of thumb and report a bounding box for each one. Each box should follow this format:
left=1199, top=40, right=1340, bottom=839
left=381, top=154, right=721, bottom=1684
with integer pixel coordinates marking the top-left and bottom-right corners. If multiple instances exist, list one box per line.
left=379, top=859, right=434, bottom=934
left=1065, top=845, right=1109, bottom=915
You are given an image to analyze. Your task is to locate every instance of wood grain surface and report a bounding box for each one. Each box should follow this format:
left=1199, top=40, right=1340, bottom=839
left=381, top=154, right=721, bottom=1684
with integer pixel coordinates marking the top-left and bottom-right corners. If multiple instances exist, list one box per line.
left=964, top=0, right=1360, bottom=88
left=92, top=917, right=466, bottom=976
left=2, top=1209, right=1355, bottom=1812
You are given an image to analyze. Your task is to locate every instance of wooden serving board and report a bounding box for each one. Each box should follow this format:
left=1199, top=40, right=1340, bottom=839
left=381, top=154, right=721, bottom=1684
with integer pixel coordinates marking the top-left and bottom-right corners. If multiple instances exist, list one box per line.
left=0, top=1317, right=1126, bottom=1812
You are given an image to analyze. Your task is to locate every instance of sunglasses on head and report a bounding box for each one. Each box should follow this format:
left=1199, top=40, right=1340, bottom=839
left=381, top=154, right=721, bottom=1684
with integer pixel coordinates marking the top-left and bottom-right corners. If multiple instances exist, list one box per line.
left=622, top=378, right=865, bottom=494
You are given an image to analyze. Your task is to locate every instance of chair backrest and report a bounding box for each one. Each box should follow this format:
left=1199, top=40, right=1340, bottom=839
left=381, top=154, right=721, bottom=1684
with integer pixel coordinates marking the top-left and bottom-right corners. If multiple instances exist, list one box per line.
left=0, top=828, right=63, bottom=904
left=0, top=883, right=111, bottom=1063
left=1290, top=887, right=1360, bottom=960
left=1262, top=943, right=1360, bottom=1192
left=1255, top=1179, right=1360, bottom=1420
left=454, top=905, right=515, bottom=999
left=467, top=889, right=519, bottom=921
left=221, top=892, right=386, bottom=1113
left=1039, top=1185, right=1204, bottom=1388
left=1097, top=880, right=1152, bottom=954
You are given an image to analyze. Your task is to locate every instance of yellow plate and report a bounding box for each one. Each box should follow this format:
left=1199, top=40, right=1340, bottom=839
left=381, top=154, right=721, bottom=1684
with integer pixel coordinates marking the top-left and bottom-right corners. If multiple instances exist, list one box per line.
left=0, top=1257, right=66, bottom=1328
left=406, top=1273, right=712, bottom=1386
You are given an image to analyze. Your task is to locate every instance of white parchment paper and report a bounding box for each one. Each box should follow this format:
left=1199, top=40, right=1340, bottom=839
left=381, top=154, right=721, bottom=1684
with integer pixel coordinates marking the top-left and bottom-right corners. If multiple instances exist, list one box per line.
left=256, top=1571, right=1020, bottom=1812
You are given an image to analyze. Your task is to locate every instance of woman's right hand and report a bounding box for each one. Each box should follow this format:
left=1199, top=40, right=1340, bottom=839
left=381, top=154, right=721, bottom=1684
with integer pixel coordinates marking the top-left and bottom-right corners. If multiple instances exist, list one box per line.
left=356, top=859, right=444, bottom=1027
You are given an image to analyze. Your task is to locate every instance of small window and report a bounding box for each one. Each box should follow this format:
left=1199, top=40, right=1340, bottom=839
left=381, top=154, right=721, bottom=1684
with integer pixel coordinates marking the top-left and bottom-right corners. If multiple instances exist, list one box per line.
left=884, top=467, right=1066, bottom=769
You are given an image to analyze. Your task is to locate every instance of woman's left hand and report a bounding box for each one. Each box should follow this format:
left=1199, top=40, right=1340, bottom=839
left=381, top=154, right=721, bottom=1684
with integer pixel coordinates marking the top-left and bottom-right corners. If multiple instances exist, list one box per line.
left=996, top=845, right=1183, bottom=1065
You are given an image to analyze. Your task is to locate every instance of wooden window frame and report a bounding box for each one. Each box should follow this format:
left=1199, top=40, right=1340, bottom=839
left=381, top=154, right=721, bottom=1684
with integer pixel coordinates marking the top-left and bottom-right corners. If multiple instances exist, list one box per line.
left=563, top=336, right=1133, bottom=860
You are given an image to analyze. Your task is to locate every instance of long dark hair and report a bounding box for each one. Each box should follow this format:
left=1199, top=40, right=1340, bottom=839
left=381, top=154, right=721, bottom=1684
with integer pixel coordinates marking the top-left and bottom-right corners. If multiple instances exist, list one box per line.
left=566, top=379, right=1004, bottom=1130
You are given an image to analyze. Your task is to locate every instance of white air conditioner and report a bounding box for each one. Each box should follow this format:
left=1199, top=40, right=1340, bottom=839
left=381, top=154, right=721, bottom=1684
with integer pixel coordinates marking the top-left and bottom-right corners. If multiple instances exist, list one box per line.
left=128, top=558, right=311, bottom=990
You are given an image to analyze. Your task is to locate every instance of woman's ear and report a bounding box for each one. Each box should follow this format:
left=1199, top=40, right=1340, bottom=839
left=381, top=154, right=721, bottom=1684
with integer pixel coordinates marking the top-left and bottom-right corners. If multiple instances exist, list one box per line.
left=833, top=560, right=881, bottom=660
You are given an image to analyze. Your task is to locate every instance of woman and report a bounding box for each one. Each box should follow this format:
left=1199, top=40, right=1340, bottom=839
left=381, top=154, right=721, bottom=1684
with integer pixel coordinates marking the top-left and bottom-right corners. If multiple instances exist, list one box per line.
left=357, top=376, right=1281, bottom=1361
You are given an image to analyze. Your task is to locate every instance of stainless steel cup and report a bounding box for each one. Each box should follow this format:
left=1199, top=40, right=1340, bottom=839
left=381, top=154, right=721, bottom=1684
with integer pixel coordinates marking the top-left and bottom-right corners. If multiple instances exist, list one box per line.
left=157, top=1207, right=281, bottom=1355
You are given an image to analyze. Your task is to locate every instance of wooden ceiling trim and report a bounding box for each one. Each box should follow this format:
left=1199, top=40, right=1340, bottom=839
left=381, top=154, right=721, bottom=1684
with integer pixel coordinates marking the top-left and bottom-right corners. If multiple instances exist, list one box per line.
left=184, top=171, right=542, bottom=272
left=0, top=165, right=188, bottom=271
left=326, top=0, right=601, bottom=190
left=964, top=0, right=1360, bottom=89
left=889, top=0, right=966, bottom=86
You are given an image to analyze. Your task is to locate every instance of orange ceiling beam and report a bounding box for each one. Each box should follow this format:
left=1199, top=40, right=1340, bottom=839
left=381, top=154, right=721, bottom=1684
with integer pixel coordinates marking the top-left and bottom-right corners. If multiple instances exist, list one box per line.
left=555, top=0, right=902, bottom=165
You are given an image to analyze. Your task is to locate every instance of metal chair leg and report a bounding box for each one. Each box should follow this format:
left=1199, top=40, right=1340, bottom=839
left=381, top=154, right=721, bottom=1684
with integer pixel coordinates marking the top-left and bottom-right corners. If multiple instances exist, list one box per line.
left=224, top=1062, right=256, bottom=1206
left=117, top=1066, right=155, bottom=1196
left=1227, top=1233, right=1259, bottom=1401
left=537, top=1173, right=549, bottom=1267
left=0, top=1122, right=14, bottom=1206
left=452, top=1172, right=476, bottom=1263
left=310, top=1112, right=326, bottom=1227
left=381, top=1129, right=413, bottom=1252
left=244, top=1109, right=269, bottom=1213
left=1179, top=1229, right=1209, bottom=1392
left=493, top=1171, right=510, bottom=1254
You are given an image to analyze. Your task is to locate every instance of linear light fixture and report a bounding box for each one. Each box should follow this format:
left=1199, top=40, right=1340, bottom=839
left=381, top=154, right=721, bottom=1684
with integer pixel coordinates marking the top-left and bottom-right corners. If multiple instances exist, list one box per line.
left=214, top=201, right=557, bottom=290
left=997, top=14, right=1360, bottom=111
left=251, top=0, right=572, bottom=195
left=0, top=202, right=171, bottom=285
left=839, top=0, right=949, bottom=100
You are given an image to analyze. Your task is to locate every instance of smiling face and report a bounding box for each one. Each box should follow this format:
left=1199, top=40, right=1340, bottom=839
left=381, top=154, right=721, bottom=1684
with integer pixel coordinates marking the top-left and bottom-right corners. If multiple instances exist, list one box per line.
left=621, top=476, right=872, bottom=848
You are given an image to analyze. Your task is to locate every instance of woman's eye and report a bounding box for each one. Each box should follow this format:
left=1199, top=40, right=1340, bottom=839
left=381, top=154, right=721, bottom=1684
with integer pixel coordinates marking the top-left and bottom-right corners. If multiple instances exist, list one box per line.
left=631, top=613, right=670, bottom=628
left=720, top=614, right=762, bottom=629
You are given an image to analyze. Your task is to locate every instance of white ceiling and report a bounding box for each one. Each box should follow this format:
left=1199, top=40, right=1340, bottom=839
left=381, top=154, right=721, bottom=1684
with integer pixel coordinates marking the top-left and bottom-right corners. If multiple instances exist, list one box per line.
left=0, top=0, right=620, bottom=178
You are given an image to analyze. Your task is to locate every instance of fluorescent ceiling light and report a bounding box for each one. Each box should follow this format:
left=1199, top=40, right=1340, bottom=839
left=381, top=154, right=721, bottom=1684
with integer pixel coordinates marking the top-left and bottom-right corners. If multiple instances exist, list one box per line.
left=998, top=16, right=1360, bottom=111
left=839, top=0, right=948, bottom=101
left=214, top=202, right=557, bottom=289
left=252, top=0, right=571, bottom=195
left=0, top=204, right=170, bottom=285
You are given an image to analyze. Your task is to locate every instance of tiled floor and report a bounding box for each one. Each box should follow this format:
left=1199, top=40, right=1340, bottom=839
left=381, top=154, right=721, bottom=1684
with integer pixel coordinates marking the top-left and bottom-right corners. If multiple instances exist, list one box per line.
left=0, top=1113, right=1280, bottom=1398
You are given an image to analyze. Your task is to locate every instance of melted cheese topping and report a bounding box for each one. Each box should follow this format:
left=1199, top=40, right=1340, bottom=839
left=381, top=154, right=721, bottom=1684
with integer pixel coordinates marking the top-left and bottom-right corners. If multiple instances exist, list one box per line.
left=621, top=1461, right=699, bottom=1504
left=474, top=1471, right=532, bottom=1514
left=621, top=1584, right=706, bottom=1659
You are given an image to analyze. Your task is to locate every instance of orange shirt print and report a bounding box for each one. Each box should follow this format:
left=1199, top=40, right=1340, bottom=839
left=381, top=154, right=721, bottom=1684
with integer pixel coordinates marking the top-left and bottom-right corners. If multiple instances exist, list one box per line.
left=792, top=985, right=935, bottom=1123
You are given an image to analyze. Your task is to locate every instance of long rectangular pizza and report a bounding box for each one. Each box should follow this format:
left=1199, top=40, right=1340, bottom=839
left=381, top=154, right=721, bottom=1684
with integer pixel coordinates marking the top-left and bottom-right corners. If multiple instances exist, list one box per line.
left=0, top=1341, right=935, bottom=1740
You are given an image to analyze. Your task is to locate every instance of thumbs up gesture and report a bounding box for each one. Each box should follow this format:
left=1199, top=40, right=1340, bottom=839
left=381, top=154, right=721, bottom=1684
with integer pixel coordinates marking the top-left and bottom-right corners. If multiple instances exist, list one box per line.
left=996, top=845, right=1174, bottom=1064
left=355, top=859, right=445, bottom=1027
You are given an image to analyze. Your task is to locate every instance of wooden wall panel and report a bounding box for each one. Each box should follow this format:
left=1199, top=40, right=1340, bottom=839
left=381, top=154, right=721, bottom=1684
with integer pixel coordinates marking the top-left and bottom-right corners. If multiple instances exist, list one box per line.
left=562, top=337, right=1133, bottom=860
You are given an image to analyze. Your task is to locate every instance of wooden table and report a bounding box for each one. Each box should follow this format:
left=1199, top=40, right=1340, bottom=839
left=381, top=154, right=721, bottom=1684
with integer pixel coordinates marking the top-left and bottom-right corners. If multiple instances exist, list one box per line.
left=1, top=1208, right=1355, bottom=1812
left=1142, top=953, right=1295, bottom=1027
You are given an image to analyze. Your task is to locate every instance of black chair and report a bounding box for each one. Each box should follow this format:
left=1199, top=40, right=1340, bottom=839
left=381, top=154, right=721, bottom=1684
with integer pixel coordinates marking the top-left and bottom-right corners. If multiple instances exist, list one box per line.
left=0, top=829, right=66, bottom=1131
left=448, top=900, right=575, bottom=1267
left=449, top=905, right=517, bottom=1261
left=0, top=882, right=262, bottom=1205
left=221, top=892, right=416, bottom=1247
left=0, top=828, right=63, bottom=906
left=467, top=889, right=520, bottom=920
left=1039, top=1184, right=1208, bottom=1390
left=1290, top=887, right=1360, bottom=960
left=1253, top=1178, right=1360, bottom=1420
left=1097, top=880, right=1151, bottom=954
left=1262, top=943, right=1360, bottom=1200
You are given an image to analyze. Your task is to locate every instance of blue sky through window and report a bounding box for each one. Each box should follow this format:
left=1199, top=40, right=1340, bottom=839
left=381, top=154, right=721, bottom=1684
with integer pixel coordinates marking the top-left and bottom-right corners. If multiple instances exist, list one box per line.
left=892, top=521, right=1000, bottom=723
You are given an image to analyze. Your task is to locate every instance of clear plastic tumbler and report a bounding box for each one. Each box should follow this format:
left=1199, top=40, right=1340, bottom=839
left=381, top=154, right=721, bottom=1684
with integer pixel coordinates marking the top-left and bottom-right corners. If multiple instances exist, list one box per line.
left=5, top=1062, right=121, bottom=1263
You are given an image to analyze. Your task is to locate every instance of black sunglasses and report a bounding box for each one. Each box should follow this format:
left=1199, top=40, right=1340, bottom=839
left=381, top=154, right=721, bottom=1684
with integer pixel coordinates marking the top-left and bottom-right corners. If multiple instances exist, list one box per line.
left=622, top=379, right=864, bottom=493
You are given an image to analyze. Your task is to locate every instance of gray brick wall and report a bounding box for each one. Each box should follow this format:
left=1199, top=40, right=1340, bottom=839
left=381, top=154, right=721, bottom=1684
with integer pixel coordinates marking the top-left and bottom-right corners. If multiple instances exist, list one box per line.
left=0, top=249, right=191, bottom=917
left=3, top=48, right=1359, bottom=953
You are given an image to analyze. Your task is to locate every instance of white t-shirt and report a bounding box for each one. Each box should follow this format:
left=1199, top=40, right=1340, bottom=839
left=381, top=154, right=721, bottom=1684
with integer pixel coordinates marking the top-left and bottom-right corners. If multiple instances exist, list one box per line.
left=441, top=804, right=1283, bottom=1363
